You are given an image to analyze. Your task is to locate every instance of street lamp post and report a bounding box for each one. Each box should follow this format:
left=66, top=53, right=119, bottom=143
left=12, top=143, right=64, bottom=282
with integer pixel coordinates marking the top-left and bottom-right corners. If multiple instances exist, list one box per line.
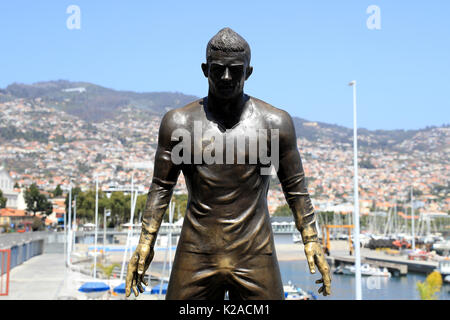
left=411, top=186, right=415, bottom=251
left=349, top=80, right=362, bottom=300
left=104, top=192, right=112, bottom=255
left=67, top=184, right=72, bottom=267
left=72, top=195, right=77, bottom=254
left=93, top=175, right=99, bottom=279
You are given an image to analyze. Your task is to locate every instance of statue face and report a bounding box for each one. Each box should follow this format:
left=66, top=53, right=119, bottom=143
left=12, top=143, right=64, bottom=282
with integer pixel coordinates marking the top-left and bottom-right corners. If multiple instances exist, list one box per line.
left=202, top=51, right=252, bottom=99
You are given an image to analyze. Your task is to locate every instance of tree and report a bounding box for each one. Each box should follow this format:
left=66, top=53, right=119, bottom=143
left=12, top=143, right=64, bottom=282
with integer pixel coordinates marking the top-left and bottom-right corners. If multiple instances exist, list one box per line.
left=65, top=186, right=82, bottom=222
left=66, top=190, right=135, bottom=226
left=94, top=153, right=104, bottom=163
left=172, top=194, right=188, bottom=221
left=135, top=194, right=148, bottom=222
left=0, top=189, right=7, bottom=208
left=53, top=184, right=63, bottom=197
left=416, top=271, right=442, bottom=300
left=24, top=183, right=53, bottom=216
left=109, top=191, right=130, bottom=225
left=98, top=263, right=120, bottom=281
left=273, top=204, right=292, bottom=217
left=318, top=211, right=335, bottom=225
left=31, top=216, right=45, bottom=231
left=71, top=189, right=106, bottom=224
left=359, top=158, right=375, bottom=169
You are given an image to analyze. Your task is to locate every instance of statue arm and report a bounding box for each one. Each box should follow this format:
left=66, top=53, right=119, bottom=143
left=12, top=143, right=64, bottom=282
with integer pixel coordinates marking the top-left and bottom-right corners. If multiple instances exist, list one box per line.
left=278, top=112, right=331, bottom=296
left=138, top=111, right=181, bottom=247
left=126, top=111, right=181, bottom=297
left=276, top=111, right=318, bottom=244
left=276, top=110, right=331, bottom=296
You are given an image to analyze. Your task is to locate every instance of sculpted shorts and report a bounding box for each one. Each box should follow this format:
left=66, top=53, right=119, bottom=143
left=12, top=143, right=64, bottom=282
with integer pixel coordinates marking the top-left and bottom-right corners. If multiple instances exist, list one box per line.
left=165, top=250, right=284, bottom=300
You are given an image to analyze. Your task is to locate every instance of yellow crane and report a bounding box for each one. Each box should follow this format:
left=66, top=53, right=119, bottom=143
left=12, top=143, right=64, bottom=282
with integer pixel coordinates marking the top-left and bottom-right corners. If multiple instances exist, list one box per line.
left=321, top=224, right=355, bottom=256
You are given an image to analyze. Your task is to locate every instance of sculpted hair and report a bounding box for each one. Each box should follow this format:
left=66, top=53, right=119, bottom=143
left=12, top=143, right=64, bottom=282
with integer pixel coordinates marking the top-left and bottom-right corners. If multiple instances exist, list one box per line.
left=206, top=27, right=251, bottom=63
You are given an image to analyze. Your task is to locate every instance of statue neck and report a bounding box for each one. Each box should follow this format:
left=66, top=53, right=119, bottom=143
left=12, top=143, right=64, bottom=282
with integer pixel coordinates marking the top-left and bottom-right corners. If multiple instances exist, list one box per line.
left=206, top=92, right=246, bottom=129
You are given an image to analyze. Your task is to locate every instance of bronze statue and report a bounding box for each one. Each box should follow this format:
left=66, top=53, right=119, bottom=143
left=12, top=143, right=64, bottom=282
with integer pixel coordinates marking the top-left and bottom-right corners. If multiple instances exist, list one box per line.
left=125, top=27, right=331, bottom=299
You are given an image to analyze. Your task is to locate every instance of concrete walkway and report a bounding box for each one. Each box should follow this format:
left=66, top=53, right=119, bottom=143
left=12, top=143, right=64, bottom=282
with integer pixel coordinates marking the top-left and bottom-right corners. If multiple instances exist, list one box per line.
left=0, top=253, right=67, bottom=300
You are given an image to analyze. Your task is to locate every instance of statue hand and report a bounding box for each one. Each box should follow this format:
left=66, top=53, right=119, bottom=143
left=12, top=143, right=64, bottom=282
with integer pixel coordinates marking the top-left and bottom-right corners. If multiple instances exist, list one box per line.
left=125, top=243, right=154, bottom=297
left=304, top=241, right=331, bottom=296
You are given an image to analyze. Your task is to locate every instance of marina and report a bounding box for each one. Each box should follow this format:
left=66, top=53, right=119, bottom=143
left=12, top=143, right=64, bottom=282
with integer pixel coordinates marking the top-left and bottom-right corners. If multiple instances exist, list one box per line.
left=1, top=229, right=449, bottom=300
left=1, top=184, right=449, bottom=300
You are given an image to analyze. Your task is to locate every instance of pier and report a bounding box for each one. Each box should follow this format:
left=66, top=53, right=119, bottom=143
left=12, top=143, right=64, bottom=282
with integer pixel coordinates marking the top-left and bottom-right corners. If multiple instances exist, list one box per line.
left=327, top=255, right=408, bottom=276
left=327, top=250, right=439, bottom=276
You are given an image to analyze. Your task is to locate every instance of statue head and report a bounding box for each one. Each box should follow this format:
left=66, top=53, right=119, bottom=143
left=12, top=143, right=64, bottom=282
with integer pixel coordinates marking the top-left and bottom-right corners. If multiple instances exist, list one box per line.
left=202, top=28, right=253, bottom=99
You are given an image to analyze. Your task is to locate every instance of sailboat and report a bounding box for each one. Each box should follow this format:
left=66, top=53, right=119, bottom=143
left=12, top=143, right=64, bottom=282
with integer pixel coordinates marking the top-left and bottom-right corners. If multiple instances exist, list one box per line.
left=334, top=263, right=391, bottom=277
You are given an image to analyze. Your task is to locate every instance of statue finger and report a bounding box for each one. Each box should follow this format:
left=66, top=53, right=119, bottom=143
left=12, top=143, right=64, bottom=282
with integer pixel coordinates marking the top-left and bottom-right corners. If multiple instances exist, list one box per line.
left=318, top=286, right=324, bottom=294
left=137, top=282, right=145, bottom=293
left=137, top=273, right=147, bottom=288
left=306, top=252, right=316, bottom=274
left=138, top=255, right=146, bottom=275
left=125, top=262, right=136, bottom=297
left=132, top=277, right=139, bottom=297
left=317, top=259, right=330, bottom=277
left=132, top=285, right=139, bottom=297
left=322, top=271, right=332, bottom=285
left=323, top=274, right=332, bottom=287
left=315, top=278, right=323, bottom=284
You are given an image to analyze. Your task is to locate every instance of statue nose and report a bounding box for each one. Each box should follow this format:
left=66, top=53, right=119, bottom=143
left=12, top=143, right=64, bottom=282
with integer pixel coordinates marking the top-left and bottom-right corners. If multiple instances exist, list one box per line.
left=221, top=67, right=232, bottom=81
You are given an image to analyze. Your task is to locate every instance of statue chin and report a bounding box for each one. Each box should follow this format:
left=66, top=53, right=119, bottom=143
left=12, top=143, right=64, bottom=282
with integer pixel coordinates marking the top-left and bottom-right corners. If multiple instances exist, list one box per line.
left=214, top=87, right=239, bottom=99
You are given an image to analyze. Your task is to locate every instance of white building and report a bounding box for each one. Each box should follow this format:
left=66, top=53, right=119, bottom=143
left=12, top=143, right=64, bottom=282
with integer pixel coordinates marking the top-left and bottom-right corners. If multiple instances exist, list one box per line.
left=0, top=165, right=26, bottom=210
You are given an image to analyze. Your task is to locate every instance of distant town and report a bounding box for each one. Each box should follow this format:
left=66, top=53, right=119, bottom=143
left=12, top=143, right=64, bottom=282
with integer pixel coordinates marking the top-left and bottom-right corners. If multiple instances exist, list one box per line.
left=0, top=87, right=448, bottom=229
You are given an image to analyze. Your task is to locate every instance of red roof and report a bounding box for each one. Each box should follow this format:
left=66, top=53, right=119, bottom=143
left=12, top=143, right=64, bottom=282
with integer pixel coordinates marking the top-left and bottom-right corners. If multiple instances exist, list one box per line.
left=0, top=208, right=27, bottom=217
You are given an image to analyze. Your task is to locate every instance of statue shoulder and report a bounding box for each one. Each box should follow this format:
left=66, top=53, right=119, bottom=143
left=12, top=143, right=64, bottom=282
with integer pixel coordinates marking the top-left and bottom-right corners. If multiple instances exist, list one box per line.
left=249, top=96, right=294, bottom=129
left=160, top=98, right=204, bottom=131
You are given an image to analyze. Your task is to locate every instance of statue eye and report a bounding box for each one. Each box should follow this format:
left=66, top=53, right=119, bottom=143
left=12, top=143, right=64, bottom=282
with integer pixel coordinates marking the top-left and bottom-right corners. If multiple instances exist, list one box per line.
left=210, top=64, right=225, bottom=76
left=229, top=65, right=244, bottom=76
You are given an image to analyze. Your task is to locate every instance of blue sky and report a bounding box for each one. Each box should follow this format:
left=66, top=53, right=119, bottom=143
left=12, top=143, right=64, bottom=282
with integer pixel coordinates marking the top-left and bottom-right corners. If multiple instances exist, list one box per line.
left=0, top=1, right=449, bottom=130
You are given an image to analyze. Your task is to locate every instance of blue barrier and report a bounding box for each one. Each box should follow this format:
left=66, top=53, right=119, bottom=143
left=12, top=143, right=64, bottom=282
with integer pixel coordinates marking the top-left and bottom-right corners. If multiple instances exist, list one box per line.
left=1, top=250, right=8, bottom=276
left=1, top=239, right=44, bottom=271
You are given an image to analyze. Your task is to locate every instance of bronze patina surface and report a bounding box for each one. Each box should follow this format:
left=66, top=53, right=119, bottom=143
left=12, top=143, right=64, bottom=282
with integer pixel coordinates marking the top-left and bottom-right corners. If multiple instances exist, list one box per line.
left=126, top=27, right=331, bottom=300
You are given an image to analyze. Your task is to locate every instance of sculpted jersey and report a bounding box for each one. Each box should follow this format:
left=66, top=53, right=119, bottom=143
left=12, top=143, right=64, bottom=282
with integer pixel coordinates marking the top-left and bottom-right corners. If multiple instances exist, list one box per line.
left=180, top=97, right=274, bottom=255
left=139, top=95, right=317, bottom=257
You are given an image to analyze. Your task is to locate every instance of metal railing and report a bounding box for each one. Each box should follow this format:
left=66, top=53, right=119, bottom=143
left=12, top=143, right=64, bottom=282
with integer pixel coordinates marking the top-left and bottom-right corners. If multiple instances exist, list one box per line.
left=0, top=249, right=11, bottom=296
left=75, top=222, right=298, bottom=237
left=0, top=232, right=46, bottom=276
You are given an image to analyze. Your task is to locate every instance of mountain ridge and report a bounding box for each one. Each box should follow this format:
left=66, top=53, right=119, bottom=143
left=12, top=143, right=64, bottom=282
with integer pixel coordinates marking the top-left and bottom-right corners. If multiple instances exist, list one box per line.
left=1, top=80, right=448, bottom=153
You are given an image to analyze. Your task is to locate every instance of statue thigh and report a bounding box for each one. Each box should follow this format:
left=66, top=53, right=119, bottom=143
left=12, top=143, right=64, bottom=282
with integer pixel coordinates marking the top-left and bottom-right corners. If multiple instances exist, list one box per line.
left=165, top=250, right=284, bottom=300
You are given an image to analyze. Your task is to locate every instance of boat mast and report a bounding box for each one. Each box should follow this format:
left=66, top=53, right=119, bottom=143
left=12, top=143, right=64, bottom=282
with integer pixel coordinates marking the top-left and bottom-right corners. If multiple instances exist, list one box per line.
left=411, top=186, right=415, bottom=251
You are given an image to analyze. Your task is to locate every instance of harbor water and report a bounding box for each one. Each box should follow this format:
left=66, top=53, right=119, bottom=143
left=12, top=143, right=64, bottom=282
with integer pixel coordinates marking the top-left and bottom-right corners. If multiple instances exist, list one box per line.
left=149, top=258, right=450, bottom=300
left=273, top=234, right=449, bottom=300
left=145, top=234, right=450, bottom=300
left=279, top=259, right=450, bottom=300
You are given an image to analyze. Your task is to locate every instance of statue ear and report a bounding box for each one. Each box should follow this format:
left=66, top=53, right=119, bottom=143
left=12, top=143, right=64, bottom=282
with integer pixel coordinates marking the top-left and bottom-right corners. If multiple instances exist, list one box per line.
left=245, top=66, right=253, bottom=80
left=201, top=63, right=209, bottom=78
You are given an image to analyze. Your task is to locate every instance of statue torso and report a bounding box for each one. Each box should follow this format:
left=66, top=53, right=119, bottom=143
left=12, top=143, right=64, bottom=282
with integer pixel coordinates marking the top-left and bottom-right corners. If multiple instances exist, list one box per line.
left=165, top=96, right=284, bottom=255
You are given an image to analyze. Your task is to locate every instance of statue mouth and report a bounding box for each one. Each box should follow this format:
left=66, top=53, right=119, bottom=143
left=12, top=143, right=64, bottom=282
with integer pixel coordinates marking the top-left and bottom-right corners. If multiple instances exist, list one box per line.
left=218, top=84, right=235, bottom=91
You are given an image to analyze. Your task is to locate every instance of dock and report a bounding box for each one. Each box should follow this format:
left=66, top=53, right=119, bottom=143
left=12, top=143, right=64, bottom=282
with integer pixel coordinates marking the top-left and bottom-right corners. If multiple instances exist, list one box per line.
left=327, top=250, right=439, bottom=276
left=327, top=255, right=407, bottom=276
